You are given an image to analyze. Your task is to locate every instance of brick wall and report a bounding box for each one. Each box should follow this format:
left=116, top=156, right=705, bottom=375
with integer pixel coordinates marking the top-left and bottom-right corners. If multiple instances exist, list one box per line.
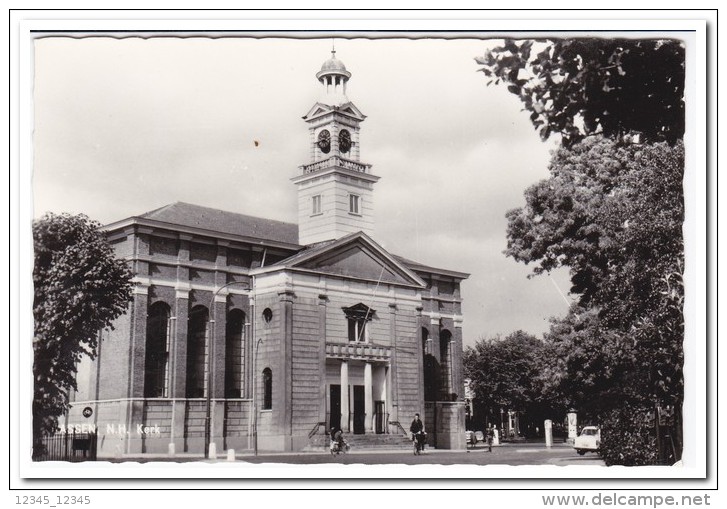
left=184, top=400, right=207, bottom=444
left=96, top=313, right=132, bottom=400
left=291, top=297, right=322, bottom=435
left=142, top=400, right=173, bottom=437
left=394, top=307, right=421, bottom=423
left=224, top=400, right=251, bottom=436
left=254, top=291, right=282, bottom=439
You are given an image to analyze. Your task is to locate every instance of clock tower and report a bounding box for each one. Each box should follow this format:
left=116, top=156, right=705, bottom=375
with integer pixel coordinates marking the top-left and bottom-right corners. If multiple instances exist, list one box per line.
left=292, top=50, right=380, bottom=246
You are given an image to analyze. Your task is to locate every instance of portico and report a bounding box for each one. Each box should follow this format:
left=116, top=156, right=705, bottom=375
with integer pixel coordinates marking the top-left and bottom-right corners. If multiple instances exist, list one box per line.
left=325, top=343, right=391, bottom=434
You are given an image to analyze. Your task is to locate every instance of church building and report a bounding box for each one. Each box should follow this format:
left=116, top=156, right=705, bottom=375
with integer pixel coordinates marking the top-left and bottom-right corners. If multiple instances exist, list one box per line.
left=70, top=50, right=469, bottom=456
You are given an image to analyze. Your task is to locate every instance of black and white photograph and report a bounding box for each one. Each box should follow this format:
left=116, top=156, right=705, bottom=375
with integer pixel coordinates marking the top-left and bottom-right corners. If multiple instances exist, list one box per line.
left=12, top=11, right=713, bottom=494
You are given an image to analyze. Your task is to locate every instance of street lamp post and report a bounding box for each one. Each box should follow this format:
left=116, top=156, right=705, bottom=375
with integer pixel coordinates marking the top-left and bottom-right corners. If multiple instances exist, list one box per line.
left=204, top=280, right=250, bottom=459
left=500, top=408, right=505, bottom=439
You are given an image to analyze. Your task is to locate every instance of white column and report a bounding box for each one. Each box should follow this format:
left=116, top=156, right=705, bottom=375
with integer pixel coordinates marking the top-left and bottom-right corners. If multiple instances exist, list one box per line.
left=340, top=361, right=349, bottom=432
left=544, top=419, right=553, bottom=448
left=364, top=362, right=373, bottom=433
left=567, top=411, right=578, bottom=443
left=385, top=365, right=393, bottom=431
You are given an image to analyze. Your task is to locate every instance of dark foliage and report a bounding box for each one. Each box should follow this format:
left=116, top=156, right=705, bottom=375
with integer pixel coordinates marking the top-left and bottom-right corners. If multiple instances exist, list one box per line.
left=476, top=39, right=685, bottom=147
left=464, top=331, right=558, bottom=427
left=477, top=37, right=686, bottom=465
left=33, top=213, right=133, bottom=456
left=599, top=405, right=659, bottom=466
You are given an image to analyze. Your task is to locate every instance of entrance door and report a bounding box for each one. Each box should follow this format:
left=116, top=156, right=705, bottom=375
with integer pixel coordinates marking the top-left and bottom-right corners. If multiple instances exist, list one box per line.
left=353, top=385, right=365, bottom=434
left=374, top=401, right=385, bottom=434
left=329, top=385, right=341, bottom=432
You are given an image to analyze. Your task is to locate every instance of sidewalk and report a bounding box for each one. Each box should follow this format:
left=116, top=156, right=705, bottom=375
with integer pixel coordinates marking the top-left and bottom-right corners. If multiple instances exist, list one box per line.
left=103, top=439, right=577, bottom=462
left=103, top=445, right=480, bottom=462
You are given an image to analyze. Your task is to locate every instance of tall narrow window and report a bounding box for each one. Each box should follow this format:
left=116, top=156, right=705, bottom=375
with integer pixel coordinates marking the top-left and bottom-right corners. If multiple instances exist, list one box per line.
left=347, top=318, right=367, bottom=342
left=349, top=194, right=360, bottom=214
left=144, top=302, right=171, bottom=398
left=440, top=329, right=453, bottom=400
left=262, top=368, right=273, bottom=410
left=225, top=309, right=245, bottom=398
left=312, top=195, right=321, bottom=215
left=186, top=305, right=209, bottom=398
left=422, top=327, right=437, bottom=402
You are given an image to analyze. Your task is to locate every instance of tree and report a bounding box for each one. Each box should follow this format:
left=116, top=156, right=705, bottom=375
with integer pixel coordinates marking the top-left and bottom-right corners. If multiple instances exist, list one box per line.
left=464, top=331, right=554, bottom=432
left=476, top=39, right=685, bottom=147
left=505, top=138, right=684, bottom=463
left=506, top=137, right=684, bottom=306
left=33, top=213, right=133, bottom=456
left=477, top=37, right=686, bottom=464
left=507, top=138, right=684, bottom=406
left=543, top=306, right=636, bottom=420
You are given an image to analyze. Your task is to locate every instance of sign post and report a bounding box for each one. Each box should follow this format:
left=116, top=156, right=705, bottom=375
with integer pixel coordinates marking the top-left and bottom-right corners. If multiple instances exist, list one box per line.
left=567, top=410, right=578, bottom=445
left=544, top=419, right=553, bottom=448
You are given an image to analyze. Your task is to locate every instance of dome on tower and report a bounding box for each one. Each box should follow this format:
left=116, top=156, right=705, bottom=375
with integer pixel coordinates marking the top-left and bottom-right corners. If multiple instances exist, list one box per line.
left=316, top=50, right=352, bottom=81
left=320, top=55, right=347, bottom=73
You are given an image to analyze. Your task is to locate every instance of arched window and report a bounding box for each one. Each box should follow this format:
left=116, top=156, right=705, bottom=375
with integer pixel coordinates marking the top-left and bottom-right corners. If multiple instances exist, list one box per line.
left=186, top=305, right=209, bottom=398
left=262, top=368, right=272, bottom=410
left=225, top=309, right=246, bottom=398
left=422, top=327, right=437, bottom=402
left=440, top=329, right=453, bottom=399
left=144, top=302, right=171, bottom=398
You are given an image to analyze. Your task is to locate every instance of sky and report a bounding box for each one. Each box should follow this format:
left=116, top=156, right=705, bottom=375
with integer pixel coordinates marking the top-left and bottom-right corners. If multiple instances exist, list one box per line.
left=31, top=35, right=574, bottom=346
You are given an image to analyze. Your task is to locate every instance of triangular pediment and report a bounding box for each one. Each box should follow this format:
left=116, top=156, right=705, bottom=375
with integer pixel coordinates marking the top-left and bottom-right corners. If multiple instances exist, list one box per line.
left=303, top=102, right=335, bottom=120
left=336, top=102, right=366, bottom=120
left=342, top=303, right=376, bottom=319
left=281, top=233, right=426, bottom=287
left=303, top=102, right=366, bottom=122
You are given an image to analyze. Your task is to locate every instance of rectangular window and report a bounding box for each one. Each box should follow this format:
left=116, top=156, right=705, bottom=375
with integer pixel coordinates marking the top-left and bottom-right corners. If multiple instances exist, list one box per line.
left=348, top=318, right=366, bottom=342
left=312, top=195, right=321, bottom=215
left=349, top=194, right=360, bottom=214
left=263, top=368, right=273, bottom=410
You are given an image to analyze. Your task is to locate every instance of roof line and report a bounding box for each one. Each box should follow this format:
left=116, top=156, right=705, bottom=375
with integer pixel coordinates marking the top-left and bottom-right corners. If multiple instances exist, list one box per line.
left=394, top=255, right=470, bottom=280
left=101, top=216, right=303, bottom=251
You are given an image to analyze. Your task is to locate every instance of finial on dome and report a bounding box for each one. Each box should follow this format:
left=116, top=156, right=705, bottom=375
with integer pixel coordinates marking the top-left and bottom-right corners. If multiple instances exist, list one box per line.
left=316, top=43, right=351, bottom=105
left=316, top=46, right=351, bottom=81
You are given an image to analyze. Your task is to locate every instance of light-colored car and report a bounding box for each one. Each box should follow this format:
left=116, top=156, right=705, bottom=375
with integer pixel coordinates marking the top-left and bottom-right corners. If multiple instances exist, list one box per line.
left=574, top=426, right=601, bottom=455
left=475, top=431, right=485, bottom=443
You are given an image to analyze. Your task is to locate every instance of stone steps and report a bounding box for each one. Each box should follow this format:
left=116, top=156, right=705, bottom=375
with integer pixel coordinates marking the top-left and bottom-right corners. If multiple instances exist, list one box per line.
left=304, top=433, right=413, bottom=451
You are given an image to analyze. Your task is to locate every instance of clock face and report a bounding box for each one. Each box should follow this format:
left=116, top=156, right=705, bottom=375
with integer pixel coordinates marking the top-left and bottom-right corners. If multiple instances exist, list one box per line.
left=318, top=130, right=331, bottom=154
left=339, top=129, right=351, bottom=154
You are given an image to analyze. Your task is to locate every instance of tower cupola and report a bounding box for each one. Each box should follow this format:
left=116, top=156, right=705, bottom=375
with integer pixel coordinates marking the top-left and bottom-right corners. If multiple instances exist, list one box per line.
left=316, top=50, right=351, bottom=106
left=292, top=49, right=380, bottom=246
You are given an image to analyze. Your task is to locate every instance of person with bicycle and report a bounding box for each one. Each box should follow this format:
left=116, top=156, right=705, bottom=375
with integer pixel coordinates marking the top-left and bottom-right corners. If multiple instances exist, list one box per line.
left=410, top=413, right=426, bottom=454
left=330, top=427, right=348, bottom=454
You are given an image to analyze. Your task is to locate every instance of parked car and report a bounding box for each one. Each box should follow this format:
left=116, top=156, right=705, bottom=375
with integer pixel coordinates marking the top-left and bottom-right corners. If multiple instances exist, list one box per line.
left=573, top=426, right=601, bottom=455
left=475, top=431, right=485, bottom=443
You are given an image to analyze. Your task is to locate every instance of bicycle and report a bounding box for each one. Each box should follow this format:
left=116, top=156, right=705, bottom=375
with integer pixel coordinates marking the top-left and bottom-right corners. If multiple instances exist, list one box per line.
left=413, top=431, right=426, bottom=455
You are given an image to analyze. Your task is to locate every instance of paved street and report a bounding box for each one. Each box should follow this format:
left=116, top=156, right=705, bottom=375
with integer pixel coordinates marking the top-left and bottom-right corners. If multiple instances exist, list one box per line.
left=110, top=440, right=605, bottom=466
left=236, top=441, right=605, bottom=466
